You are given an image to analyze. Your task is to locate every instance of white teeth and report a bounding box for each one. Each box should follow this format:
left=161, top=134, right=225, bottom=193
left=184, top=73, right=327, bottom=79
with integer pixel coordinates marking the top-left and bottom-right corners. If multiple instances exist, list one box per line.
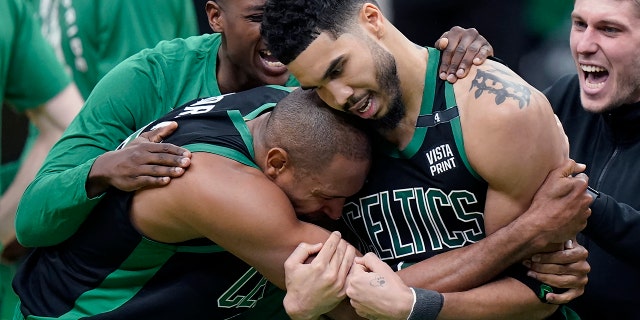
left=265, top=60, right=284, bottom=67
left=581, top=65, right=606, bottom=73
left=358, top=96, right=371, bottom=113
left=585, top=80, right=605, bottom=89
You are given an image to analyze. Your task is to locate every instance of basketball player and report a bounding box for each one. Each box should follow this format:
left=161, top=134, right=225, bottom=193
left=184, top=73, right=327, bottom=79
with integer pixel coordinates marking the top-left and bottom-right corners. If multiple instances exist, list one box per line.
left=261, top=0, right=592, bottom=318
left=13, top=86, right=369, bottom=319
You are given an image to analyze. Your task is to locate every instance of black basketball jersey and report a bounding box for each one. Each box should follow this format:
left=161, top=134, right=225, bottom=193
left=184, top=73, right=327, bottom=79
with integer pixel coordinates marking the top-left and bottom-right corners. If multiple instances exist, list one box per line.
left=14, top=86, right=292, bottom=319
left=341, top=48, right=488, bottom=270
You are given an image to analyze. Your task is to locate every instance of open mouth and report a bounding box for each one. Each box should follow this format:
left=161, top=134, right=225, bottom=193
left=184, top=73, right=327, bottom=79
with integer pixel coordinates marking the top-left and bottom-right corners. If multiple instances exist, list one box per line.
left=357, top=95, right=372, bottom=114
left=581, top=64, right=608, bottom=89
left=259, top=49, right=285, bottom=68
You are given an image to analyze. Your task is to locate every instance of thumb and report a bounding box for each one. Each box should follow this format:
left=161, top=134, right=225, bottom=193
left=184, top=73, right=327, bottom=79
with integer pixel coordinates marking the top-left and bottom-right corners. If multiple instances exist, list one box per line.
left=144, top=121, right=179, bottom=143
left=435, top=36, right=449, bottom=50
left=358, top=252, right=391, bottom=273
left=287, top=242, right=323, bottom=264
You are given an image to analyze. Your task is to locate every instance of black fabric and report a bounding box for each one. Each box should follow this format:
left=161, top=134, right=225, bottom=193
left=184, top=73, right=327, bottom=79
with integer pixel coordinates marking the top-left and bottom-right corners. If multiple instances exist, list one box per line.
left=408, top=288, right=443, bottom=320
left=544, top=74, right=640, bottom=319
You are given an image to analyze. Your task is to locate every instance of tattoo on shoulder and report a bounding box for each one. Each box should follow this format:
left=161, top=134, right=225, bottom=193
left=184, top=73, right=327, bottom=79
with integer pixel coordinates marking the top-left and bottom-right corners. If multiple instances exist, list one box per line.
left=469, top=69, right=531, bottom=109
left=369, top=275, right=386, bottom=287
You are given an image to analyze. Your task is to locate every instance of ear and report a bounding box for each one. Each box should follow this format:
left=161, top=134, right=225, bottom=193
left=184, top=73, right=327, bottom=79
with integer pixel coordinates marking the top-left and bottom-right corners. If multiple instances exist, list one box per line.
left=264, top=148, right=289, bottom=180
left=359, top=3, right=386, bottom=39
left=206, top=1, right=224, bottom=33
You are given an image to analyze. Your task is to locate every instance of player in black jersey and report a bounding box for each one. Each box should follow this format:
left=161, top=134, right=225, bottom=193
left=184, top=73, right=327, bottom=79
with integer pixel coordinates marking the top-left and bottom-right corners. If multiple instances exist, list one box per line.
left=262, top=1, right=594, bottom=319
left=13, top=86, right=370, bottom=319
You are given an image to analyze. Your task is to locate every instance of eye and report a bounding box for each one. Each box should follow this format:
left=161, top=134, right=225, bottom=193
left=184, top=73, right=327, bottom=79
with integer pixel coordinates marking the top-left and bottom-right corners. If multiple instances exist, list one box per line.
left=572, top=19, right=587, bottom=31
left=247, top=14, right=263, bottom=23
left=329, top=65, right=343, bottom=79
left=601, top=26, right=621, bottom=35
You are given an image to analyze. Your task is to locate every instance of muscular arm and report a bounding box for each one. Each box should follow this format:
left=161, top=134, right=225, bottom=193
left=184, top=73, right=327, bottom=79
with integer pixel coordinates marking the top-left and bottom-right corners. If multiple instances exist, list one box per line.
left=0, top=84, right=83, bottom=248
left=395, top=60, right=585, bottom=316
left=131, top=152, right=336, bottom=289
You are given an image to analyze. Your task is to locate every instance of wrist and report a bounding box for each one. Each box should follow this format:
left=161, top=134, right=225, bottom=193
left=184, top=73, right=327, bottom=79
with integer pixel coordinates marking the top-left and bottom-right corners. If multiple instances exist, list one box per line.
left=407, top=288, right=443, bottom=320
left=586, top=186, right=599, bottom=207
left=86, top=155, right=111, bottom=198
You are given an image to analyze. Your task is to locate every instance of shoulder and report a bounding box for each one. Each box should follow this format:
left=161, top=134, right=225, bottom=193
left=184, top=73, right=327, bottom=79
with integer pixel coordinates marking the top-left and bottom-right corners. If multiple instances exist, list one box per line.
left=451, top=60, right=567, bottom=188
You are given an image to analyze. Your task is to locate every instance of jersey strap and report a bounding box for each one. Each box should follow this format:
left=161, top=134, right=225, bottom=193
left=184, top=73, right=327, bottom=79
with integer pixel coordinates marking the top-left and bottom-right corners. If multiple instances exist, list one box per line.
left=415, top=106, right=459, bottom=128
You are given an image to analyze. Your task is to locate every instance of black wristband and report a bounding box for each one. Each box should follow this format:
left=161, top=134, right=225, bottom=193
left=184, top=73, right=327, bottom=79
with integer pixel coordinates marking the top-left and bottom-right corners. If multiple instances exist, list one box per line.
left=407, top=288, right=443, bottom=320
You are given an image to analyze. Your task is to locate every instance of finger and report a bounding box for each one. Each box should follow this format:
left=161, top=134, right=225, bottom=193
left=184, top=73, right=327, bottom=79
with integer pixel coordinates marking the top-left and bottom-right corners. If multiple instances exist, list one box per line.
left=124, top=147, right=191, bottom=170
left=434, top=34, right=449, bottom=50
left=358, top=252, right=392, bottom=274
left=545, top=288, right=584, bottom=305
left=315, top=231, right=342, bottom=264
left=338, top=244, right=357, bottom=280
left=326, top=238, right=348, bottom=272
left=530, top=244, right=588, bottom=265
left=286, top=242, right=324, bottom=266
left=136, top=142, right=192, bottom=159
left=447, top=35, right=477, bottom=80
left=128, top=163, right=188, bottom=179
left=118, top=176, right=172, bottom=191
left=144, top=121, right=179, bottom=143
left=472, top=44, right=493, bottom=66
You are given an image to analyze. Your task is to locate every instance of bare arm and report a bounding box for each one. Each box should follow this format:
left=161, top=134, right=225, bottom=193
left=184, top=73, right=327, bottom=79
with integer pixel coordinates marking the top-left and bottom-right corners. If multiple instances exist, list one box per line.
left=130, top=152, right=337, bottom=288
left=390, top=61, right=589, bottom=316
left=0, top=83, right=83, bottom=251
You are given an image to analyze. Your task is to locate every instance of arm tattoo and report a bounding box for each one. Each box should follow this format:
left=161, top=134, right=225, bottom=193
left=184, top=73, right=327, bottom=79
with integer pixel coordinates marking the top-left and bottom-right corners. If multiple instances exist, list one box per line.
left=470, top=69, right=531, bottom=109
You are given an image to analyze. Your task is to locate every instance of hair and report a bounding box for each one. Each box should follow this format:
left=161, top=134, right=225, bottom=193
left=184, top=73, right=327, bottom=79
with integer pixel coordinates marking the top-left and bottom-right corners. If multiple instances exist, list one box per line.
left=261, top=0, right=378, bottom=64
left=264, top=88, right=371, bottom=174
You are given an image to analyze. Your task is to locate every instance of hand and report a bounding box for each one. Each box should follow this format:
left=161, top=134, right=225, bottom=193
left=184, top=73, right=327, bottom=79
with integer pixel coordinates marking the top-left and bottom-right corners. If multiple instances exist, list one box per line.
left=523, top=240, right=590, bottom=304
left=434, top=26, right=494, bottom=83
left=283, top=231, right=356, bottom=320
left=86, top=121, right=191, bottom=197
left=522, top=159, right=592, bottom=249
left=346, top=253, right=413, bottom=320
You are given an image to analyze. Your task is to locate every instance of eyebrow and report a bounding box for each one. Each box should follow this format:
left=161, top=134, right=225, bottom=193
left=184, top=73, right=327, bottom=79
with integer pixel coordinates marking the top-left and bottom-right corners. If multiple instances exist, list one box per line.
left=300, top=55, right=344, bottom=90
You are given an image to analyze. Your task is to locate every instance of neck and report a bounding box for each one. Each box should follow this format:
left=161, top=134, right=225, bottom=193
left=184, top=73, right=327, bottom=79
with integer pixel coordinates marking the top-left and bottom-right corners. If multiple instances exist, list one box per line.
left=247, top=112, right=272, bottom=171
left=381, top=27, right=429, bottom=149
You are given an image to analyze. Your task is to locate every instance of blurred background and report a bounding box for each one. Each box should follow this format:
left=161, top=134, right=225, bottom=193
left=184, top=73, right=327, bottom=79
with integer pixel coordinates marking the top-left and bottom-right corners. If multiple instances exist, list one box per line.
left=4, top=0, right=576, bottom=178
left=191, top=0, right=575, bottom=90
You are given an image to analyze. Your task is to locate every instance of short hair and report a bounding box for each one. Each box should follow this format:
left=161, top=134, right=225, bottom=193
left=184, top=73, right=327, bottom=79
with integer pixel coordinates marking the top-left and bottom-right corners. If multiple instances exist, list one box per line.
left=265, top=88, right=371, bottom=175
left=261, top=0, right=378, bottom=64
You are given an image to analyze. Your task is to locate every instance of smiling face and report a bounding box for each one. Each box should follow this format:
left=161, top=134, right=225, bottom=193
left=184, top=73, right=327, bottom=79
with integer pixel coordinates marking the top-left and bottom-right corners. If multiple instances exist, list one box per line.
left=288, top=31, right=405, bottom=131
left=570, top=0, right=640, bottom=112
left=207, top=0, right=290, bottom=91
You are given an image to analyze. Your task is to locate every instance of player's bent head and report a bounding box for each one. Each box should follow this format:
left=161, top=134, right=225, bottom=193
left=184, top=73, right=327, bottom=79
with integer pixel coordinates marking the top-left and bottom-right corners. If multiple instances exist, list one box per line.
left=265, top=88, right=371, bottom=176
left=261, top=0, right=378, bottom=65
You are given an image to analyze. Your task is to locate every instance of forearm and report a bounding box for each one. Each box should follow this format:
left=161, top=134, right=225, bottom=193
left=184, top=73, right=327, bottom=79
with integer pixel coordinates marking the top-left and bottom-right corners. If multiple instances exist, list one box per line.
left=0, top=131, right=61, bottom=246
left=16, top=159, right=101, bottom=247
left=584, top=193, right=640, bottom=267
left=397, top=217, right=541, bottom=291
left=438, top=277, right=557, bottom=320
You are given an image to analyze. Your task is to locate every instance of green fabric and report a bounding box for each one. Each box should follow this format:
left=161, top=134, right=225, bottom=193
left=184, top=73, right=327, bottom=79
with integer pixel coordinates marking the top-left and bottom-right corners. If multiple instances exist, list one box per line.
left=0, top=0, right=69, bottom=194
left=16, top=33, right=223, bottom=247
left=16, top=32, right=299, bottom=247
left=558, top=305, right=582, bottom=320
left=28, top=0, right=199, bottom=99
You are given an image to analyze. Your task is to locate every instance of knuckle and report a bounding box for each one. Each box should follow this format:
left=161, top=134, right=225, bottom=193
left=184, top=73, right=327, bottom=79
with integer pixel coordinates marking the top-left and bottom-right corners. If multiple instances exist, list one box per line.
left=455, top=46, right=467, bottom=54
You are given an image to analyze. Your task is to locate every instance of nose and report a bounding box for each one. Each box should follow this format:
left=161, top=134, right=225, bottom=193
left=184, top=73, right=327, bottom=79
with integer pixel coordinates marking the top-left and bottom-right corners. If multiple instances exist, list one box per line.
left=574, top=27, right=598, bottom=55
left=322, top=198, right=346, bottom=220
left=318, top=80, right=354, bottom=111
